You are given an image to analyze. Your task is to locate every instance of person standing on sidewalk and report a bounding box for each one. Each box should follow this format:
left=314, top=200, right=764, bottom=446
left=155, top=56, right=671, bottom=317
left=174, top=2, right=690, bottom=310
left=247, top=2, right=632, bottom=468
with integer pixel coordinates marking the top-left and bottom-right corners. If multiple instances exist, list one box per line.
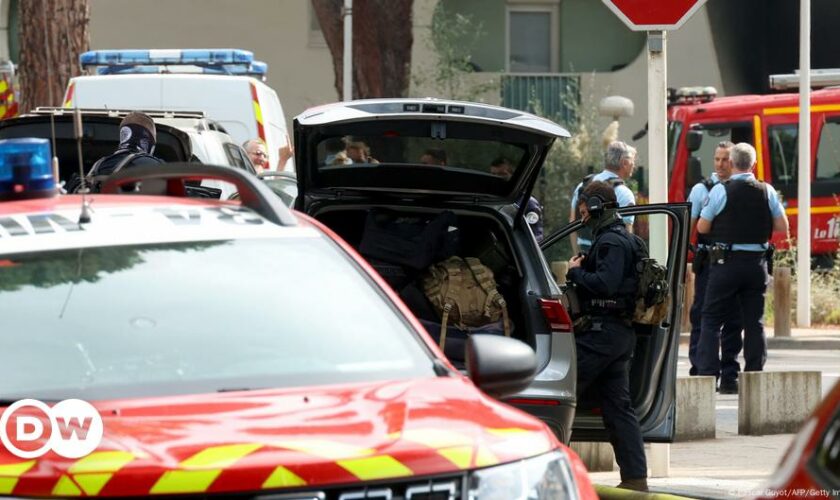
left=695, top=143, right=789, bottom=394
left=569, top=140, right=637, bottom=254
left=567, top=181, right=648, bottom=492
left=687, top=141, right=744, bottom=390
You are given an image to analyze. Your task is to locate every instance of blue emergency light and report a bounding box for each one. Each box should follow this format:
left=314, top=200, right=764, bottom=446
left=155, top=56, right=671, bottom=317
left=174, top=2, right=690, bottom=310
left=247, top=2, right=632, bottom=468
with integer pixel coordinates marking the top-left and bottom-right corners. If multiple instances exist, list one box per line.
left=0, top=138, right=55, bottom=200
left=80, top=49, right=254, bottom=68
left=94, top=60, right=268, bottom=78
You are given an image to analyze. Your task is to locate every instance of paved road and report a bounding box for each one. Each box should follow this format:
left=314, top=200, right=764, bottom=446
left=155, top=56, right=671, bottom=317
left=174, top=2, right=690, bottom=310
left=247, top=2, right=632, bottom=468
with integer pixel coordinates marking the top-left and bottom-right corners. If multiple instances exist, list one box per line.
left=588, top=344, right=840, bottom=499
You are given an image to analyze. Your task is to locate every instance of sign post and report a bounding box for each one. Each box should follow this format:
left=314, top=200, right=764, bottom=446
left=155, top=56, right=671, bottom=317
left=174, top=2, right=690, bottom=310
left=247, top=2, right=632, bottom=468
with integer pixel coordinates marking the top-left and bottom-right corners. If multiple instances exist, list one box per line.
left=601, top=0, right=707, bottom=263
left=602, top=0, right=708, bottom=478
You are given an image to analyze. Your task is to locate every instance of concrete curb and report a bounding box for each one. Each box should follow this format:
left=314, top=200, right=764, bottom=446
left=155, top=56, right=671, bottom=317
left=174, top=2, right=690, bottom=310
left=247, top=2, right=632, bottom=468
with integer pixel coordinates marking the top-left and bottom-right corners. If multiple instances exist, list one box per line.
left=679, top=332, right=840, bottom=350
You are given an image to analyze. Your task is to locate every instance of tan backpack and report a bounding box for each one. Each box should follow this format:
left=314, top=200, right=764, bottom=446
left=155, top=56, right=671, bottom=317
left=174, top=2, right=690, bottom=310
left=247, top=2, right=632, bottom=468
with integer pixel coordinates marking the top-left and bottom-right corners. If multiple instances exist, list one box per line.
left=421, top=256, right=511, bottom=349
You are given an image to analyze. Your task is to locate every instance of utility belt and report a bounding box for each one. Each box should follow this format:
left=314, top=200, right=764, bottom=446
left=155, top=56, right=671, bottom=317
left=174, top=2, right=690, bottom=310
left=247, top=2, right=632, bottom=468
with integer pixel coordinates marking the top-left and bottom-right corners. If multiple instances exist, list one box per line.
left=561, top=282, right=633, bottom=333
left=707, top=243, right=775, bottom=274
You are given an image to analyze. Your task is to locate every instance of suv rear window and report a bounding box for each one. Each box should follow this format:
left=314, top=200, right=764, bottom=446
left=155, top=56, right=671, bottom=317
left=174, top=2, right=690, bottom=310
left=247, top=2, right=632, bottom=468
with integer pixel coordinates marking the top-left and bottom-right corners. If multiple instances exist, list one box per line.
left=0, top=238, right=434, bottom=401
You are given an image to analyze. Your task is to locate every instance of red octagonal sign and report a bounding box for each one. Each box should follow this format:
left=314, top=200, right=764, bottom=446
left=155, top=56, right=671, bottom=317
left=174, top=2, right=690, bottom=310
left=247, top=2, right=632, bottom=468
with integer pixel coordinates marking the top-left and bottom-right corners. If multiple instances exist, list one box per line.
left=602, top=0, right=708, bottom=31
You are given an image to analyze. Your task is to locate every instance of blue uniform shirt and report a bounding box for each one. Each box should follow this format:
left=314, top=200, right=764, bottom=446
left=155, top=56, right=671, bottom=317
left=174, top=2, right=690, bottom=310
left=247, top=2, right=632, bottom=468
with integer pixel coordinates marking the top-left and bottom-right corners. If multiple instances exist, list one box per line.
left=687, top=172, right=720, bottom=219
left=571, top=169, right=636, bottom=225
left=700, top=172, right=784, bottom=251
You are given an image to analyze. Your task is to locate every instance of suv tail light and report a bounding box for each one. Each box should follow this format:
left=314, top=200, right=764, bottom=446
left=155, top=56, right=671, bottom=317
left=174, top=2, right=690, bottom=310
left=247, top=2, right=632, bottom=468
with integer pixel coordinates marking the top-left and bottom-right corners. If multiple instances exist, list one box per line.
left=538, top=298, right=573, bottom=333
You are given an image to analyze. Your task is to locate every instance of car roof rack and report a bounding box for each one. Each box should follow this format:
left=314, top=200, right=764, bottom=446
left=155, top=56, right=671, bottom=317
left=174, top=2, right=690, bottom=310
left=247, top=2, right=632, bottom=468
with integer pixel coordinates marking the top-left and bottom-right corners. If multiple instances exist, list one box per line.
left=31, top=107, right=207, bottom=120
left=769, top=69, right=840, bottom=90
left=101, top=164, right=296, bottom=227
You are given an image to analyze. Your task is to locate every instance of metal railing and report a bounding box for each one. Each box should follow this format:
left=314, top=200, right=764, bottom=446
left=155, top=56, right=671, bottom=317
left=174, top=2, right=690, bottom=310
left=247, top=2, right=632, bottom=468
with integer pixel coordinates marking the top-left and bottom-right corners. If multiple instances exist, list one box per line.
left=500, top=73, right=580, bottom=126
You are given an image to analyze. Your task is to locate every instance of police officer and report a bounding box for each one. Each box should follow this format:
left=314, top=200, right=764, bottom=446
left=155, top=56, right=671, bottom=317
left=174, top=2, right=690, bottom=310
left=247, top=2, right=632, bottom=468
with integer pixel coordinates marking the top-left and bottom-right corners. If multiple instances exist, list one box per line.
left=687, top=141, right=744, bottom=388
left=696, top=143, right=789, bottom=393
left=570, top=140, right=637, bottom=253
left=567, top=180, right=647, bottom=492
left=71, top=111, right=164, bottom=193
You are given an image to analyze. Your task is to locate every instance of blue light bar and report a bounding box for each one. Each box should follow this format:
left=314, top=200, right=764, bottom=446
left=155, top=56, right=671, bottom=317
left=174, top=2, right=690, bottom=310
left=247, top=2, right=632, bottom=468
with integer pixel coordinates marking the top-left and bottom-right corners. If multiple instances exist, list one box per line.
left=80, top=49, right=254, bottom=68
left=0, top=138, right=55, bottom=200
left=93, top=60, right=268, bottom=78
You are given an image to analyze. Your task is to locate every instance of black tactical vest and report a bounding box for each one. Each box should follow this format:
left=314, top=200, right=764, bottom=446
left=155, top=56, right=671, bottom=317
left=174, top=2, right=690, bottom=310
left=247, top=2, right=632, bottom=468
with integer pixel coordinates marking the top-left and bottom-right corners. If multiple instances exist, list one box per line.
left=709, top=178, right=773, bottom=245
left=578, top=222, right=639, bottom=317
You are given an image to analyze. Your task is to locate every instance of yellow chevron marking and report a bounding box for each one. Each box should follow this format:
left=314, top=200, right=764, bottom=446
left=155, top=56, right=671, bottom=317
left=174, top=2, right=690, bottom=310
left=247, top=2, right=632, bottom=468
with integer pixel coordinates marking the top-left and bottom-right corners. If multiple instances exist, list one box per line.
left=149, top=443, right=263, bottom=494
left=475, top=445, right=499, bottom=467
left=400, top=429, right=473, bottom=449
left=180, top=443, right=262, bottom=469
left=69, top=450, right=135, bottom=473
left=52, top=475, right=82, bottom=496
left=252, top=101, right=264, bottom=125
left=438, top=446, right=473, bottom=469
left=262, top=465, right=307, bottom=488
left=150, top=470, right=220, bottom=494
left=0, top=461, right=36, bottom=494
left=272, top=440, right=374, bottom=460
left=0, top=460, right=36, bottom=476
left=0, top=478, right=17, bottom=495
left=0, top=80, right=8, bottom=93
left=74, top=473, right=112, bottom=495
left=486, top=427, right=530, bottom=436
left=338, top=455, right=413, bottom=481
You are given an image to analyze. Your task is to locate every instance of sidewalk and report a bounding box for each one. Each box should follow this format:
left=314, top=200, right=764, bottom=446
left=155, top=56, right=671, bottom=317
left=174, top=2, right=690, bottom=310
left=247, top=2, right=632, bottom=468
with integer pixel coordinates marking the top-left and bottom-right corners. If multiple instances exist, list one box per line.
left=589, top=336, right=840, bottom=499
left=680, top=326, right=840, bottom=350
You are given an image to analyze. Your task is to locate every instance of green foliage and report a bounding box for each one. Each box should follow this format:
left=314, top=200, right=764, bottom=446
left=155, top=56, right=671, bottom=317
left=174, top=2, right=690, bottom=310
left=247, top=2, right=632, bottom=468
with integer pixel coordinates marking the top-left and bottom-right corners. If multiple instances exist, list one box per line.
left=419, top=2, right=497, bottom=101
left=765, top=244, right=840, bottom=326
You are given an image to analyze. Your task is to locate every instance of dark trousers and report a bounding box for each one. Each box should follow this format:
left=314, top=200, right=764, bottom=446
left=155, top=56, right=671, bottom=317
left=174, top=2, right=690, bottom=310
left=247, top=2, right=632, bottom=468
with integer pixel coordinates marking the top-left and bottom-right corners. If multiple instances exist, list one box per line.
left=697, top=253, right=768, bottom=379
left=689, top=259, right=744, bottom=381
left=576, top=321, right=647, bottom=480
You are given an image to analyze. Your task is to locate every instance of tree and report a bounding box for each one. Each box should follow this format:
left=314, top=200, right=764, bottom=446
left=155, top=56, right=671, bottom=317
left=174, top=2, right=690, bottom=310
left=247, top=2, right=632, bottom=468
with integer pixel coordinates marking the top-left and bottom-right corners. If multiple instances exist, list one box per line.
left=19, top=0, right=90, bottom=111
left=311, top=0, right=413, bottom=100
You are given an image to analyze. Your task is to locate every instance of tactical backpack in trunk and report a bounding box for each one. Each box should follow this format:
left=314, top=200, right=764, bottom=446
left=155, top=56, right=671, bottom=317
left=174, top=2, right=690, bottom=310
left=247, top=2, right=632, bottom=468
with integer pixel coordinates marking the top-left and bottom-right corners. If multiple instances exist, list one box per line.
left=420, top=256, right=511, bottom=350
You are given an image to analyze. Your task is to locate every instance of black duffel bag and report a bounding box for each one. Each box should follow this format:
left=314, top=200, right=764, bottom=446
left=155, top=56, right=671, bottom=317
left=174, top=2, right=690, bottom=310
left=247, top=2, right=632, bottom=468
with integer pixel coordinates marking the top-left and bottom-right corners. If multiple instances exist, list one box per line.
left=359, top=209, right=458, bottom=270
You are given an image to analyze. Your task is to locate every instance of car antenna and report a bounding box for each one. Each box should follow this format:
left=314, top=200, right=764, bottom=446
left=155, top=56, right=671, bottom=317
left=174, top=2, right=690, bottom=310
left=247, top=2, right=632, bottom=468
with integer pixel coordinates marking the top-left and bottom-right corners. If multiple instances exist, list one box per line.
left=73, top=107, right=92, bottom=224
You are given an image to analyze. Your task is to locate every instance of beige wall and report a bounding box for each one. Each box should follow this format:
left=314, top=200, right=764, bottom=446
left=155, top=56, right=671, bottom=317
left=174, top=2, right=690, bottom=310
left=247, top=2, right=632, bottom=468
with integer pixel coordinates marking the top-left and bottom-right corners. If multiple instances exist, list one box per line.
left=89, top=0, right=337, bottom=129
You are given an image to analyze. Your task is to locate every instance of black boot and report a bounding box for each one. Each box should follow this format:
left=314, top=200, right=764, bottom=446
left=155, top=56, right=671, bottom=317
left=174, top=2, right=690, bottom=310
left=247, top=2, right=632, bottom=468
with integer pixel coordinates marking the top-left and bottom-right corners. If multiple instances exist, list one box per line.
left=617, top=478, right=649, bottom=492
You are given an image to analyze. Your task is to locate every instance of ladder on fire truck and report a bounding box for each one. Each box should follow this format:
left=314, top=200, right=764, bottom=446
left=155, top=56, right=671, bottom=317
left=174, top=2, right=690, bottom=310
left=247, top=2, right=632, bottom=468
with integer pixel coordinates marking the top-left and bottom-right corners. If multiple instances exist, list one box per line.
left=769, top=69, right=840, bottom=90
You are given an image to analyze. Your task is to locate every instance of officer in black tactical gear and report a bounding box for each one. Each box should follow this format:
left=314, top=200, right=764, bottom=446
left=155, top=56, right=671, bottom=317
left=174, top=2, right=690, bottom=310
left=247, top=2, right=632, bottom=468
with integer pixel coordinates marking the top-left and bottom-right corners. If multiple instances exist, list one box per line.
left=566, top=180, right=647, bottom=492
left=70, top=111, right=164, bottom=193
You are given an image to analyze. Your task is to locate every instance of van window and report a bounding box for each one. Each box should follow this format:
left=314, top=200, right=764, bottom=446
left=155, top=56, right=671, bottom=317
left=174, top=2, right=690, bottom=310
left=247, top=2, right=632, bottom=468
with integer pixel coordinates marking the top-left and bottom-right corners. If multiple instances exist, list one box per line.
left=817, top=120, right=840, bottom=181
left=768, top=124, right=799, bottom=187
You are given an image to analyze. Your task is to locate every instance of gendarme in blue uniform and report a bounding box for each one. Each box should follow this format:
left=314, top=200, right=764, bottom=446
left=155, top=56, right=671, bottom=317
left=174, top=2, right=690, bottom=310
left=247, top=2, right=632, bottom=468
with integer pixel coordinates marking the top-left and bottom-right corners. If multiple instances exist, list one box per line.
left=696, top=172, right=783, bottom=388
left=686, top=173, right=743, bottom=379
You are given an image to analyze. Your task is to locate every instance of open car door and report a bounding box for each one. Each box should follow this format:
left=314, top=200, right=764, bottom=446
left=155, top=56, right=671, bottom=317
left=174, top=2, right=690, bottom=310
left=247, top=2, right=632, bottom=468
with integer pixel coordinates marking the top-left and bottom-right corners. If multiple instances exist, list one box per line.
left=540, top=202, right=691, bottom=442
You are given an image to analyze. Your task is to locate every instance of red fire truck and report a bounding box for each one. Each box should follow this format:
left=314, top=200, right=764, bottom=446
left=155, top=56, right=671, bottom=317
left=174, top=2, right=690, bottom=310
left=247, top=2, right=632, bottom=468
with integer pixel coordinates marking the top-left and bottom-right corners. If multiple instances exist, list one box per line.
left=666, top=80, right=840, bottom=265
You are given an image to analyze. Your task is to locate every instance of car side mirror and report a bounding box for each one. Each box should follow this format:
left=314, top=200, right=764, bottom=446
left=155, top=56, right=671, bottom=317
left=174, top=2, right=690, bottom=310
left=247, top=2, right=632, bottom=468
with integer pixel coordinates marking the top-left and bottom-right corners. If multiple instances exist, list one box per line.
left=466, top=335, right=537, bottom=399
left=686, top=130, right=703, bottom=152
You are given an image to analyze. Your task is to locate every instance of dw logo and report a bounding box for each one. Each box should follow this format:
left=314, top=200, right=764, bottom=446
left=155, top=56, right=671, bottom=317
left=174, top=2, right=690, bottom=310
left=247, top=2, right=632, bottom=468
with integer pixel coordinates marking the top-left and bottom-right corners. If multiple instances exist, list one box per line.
left=0, top=399, right=103, bottom=459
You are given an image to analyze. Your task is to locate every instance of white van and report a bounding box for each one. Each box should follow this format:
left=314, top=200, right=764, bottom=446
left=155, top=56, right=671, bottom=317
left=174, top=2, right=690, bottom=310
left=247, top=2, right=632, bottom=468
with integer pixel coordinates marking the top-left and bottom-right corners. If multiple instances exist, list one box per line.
left=63, top=49, right=293, bottom=172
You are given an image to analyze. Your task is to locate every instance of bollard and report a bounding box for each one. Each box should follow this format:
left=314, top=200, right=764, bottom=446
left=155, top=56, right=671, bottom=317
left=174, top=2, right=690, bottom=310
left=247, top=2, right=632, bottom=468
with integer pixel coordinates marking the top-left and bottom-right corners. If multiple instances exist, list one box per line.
left=551, top=261, right=569, bottom=286
left=569, top=442, right=615, bottom=472
left=675, top=376, right=716, bottom=441
left=681, top=263, right=694, bottom=332
left=773, top=266, right=791, bottom=337
left=739, top=371, right=821, bottom=435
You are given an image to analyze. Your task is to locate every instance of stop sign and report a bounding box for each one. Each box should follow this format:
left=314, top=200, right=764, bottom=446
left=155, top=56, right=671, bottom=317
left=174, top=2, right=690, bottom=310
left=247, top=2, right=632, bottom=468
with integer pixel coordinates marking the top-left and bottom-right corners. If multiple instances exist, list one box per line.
left=602, top=0, right=707, bottom=31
